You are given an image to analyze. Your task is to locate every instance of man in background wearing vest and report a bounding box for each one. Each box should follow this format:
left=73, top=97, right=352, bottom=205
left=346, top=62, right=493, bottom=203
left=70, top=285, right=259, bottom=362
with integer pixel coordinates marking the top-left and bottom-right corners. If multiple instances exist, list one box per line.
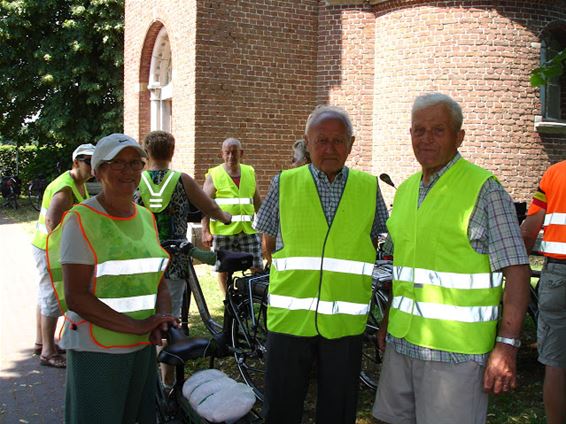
left=255, top=105, right=389, bottom=423
left=201, top=137, right=262, bottom=295
left=521, top=162, right=566, bottom=424
left=372, top=93, right=531, bottom=424
left=31, top=143, right=95, bottom=368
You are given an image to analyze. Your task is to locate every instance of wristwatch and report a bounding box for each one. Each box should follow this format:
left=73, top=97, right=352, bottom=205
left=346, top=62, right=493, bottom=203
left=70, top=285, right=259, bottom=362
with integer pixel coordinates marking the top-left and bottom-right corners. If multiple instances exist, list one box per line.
left=495, top=336, right=521, bottom=348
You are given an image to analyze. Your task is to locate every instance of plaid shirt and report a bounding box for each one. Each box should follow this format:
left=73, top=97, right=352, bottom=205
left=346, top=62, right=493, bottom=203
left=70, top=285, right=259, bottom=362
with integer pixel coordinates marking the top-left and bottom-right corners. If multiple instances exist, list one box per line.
left=385, top=153, right=529, bottom=364
left=254, top=164, right=388, bottom=250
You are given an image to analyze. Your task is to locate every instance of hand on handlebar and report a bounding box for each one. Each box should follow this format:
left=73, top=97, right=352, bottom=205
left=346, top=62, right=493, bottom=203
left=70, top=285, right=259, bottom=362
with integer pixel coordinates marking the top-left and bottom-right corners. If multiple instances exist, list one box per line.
left=143, top=313, right=178, bottom=346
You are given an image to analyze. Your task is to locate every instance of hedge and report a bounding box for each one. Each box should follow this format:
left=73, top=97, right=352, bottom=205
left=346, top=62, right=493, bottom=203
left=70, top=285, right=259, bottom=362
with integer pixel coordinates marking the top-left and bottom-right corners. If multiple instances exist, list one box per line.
left=0, top=144, right=74, bottom=183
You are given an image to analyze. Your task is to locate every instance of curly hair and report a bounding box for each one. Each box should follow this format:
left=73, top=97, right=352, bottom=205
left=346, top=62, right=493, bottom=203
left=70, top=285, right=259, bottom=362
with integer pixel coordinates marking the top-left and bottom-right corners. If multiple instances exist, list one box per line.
left=143, top=131, right=175, bottom=161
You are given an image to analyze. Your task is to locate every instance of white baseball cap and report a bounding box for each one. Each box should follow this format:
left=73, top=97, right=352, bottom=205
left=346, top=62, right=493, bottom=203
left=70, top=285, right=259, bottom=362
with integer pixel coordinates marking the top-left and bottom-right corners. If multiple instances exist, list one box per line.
left=72, top=143, right=96, bottom=161
left=91, top=133, right=147, bottom=171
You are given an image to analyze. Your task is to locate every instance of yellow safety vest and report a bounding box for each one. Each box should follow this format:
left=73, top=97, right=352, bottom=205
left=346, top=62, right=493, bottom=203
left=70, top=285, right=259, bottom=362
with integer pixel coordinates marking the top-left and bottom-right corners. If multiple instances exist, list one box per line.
left=387, top=158, right=501, bottom=354
left=32, top=171, right=89, bottom=250
left=269, top=166, right=377, bottom=339
left=47, top=204, right=169, bottom=348
left=207, top=164, right=256, bottom=235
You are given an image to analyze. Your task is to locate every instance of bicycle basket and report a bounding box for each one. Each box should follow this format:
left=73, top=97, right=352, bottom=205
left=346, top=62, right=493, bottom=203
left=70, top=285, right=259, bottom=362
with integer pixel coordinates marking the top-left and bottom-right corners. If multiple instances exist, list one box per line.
left=234, top=271, right=269, bottom=298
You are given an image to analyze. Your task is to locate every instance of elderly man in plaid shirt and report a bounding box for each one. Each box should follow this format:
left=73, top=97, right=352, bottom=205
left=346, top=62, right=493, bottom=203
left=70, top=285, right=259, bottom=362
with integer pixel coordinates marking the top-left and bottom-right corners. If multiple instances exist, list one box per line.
left=372, top=93, right=531, bottom=424
left=255, top=105, right=389, bottom=423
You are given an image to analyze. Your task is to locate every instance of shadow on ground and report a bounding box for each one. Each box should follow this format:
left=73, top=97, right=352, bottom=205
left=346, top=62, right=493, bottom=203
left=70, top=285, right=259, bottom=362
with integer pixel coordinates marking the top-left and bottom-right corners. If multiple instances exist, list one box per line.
left=0, top=346, right=65, bottom=424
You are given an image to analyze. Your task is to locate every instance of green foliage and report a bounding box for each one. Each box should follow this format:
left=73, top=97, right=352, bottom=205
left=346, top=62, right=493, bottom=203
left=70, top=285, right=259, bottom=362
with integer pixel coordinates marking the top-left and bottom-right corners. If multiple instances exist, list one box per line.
left=531, top=48, right=566, bottom=87
left=0, top=0, right=124, bottom=147
left=0, top=144, right=71, bottom=182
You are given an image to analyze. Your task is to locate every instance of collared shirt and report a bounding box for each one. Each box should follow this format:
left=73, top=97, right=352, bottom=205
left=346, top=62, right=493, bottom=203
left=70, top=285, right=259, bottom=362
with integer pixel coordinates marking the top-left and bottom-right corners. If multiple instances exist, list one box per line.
left=386, top=153, right=529, bottom=364
left=254, top=164, right=388, bottom=250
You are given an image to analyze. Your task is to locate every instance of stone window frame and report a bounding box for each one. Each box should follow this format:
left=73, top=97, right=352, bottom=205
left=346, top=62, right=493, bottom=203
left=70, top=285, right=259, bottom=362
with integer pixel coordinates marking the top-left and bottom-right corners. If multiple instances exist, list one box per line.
left=535, top=24, right=566, bottom=135
left=148, top=26, right=173, bottom=132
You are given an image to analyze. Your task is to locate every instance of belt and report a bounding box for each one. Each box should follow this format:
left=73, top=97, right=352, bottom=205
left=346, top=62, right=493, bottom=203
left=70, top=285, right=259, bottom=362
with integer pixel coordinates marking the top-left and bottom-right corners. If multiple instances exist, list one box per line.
left=546, top=257, right=566, bottom=265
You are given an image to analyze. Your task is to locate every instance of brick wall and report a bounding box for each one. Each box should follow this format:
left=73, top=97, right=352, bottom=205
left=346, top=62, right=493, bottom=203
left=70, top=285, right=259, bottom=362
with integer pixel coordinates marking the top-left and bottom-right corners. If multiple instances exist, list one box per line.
left=194, top=0, right=319, bottom=193
left=124, top=1, right=197, bottom=174
left=124, top=0, right=566, bottom=203
left=369, top=0, right=566, bottom=203
left=317, top=4, right=376, bottom=172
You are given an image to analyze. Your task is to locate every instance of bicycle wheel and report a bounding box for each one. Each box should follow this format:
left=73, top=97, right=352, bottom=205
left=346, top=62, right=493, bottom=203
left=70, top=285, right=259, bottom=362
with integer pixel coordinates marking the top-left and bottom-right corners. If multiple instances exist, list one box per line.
left=28, top=182, right=43, bottom=212
left=231, top=294, right=268, bottom=401
left=359, top=289, right=388, bottom=390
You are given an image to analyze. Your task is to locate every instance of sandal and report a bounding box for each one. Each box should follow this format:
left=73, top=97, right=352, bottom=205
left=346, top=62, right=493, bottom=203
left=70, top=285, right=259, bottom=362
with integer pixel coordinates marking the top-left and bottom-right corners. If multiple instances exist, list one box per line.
left=33, top=343, right=65, bottom=356
left=39, top=353, right=66, bottom=369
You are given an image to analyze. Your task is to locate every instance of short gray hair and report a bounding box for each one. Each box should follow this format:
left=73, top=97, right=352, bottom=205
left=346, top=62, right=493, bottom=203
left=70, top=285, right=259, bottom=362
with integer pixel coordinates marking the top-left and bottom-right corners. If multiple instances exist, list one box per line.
left=412, top=93, right=464, bottom=132
left=222, top=137, right=242, bottom=150
left=305, top=105, right=354, bottom=142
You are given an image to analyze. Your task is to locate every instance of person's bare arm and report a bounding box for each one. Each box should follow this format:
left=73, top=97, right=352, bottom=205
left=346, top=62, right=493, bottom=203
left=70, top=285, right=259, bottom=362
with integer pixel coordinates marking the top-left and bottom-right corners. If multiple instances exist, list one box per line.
left=262, top=234, right=276, bottom=266
left=64, top=264, right=176, bottom=338
left=520, top=209, right=545, bottom=254
left=483, top=264, right=530, bottom=395
left=45, top=188, right=74, bottom=232
left=181, top=173, right=230, bottom=224
left=201, top=175, right=216, bottom=248
left=253, top=186, right=262, bottom=212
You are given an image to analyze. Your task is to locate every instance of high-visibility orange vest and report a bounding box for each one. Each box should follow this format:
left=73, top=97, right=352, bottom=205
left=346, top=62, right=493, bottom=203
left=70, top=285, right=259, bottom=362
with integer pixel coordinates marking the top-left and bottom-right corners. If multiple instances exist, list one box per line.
left=535, top=160, right=566, bottom=259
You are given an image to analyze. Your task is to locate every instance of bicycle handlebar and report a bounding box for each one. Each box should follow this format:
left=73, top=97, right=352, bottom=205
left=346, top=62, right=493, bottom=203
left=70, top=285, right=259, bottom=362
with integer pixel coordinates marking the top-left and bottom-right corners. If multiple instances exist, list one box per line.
left=160, top=239, right=217, bottom=266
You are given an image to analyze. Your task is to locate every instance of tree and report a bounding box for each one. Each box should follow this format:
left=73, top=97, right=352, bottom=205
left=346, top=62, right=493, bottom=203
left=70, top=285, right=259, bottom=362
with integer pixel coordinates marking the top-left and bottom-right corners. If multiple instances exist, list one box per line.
left=0, top=0, right=124, bottom=147
left=531, top=47, right=566, bottom=87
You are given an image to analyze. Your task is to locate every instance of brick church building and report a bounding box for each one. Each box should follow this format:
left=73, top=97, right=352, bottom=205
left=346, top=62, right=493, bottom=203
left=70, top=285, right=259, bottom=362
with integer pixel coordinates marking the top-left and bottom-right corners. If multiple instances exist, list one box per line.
left=124, top=0, right=566, bottom=203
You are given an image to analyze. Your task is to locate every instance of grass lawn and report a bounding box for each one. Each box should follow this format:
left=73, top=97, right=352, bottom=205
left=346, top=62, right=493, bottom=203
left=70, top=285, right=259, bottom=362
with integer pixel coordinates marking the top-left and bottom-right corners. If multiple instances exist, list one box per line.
left=2, top=203, right=546, bottom=423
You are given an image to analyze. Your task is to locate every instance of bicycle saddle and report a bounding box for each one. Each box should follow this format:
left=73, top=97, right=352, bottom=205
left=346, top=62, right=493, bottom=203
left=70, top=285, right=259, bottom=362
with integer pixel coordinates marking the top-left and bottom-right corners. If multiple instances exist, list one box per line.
left=216, top=250, right=253, bottom=273
left=158, top=327, right=214, bottom=366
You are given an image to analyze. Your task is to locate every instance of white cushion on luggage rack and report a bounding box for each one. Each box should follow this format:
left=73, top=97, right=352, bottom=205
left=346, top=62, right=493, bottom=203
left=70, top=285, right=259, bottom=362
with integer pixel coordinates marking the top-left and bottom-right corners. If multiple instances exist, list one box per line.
left=182, top=369, right=255, bottom=423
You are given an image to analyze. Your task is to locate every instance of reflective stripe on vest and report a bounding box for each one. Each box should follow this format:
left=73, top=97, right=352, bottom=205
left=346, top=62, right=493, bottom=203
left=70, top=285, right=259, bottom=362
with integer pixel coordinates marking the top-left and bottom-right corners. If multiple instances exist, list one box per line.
left=392, top=296, right=499, bottom=323
left=100, top=294, right=157, bottom=314
left=215, top=198, right=253, bottom=205
left=96, top=257, right=169, bottom=277
left=544, top=212, right=566, bottom=226
left=393, top=266, right=503, bottom=290
left=36, top=222, right=48, bottom=235
left=272, top=257, right=374, bottom=276
left=211, top=214, right=253, bottom=222
left=139, top=170, right=182, bottom=213
left=540, top=240, right=566, bottom=255
left=269, top=294, right=370, bottom=315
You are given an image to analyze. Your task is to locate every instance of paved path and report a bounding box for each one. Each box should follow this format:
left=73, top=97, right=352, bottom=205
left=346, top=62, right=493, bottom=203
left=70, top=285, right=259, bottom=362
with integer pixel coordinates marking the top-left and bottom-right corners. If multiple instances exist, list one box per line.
left=0, top=213, right=65, bottom=424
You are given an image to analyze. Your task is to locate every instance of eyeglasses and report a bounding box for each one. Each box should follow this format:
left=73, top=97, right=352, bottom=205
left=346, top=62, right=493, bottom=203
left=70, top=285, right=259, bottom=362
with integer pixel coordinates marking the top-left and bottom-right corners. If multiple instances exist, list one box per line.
left=105, top=159, right=145, bottom=171
left=76, top=157, right=92, bottom=166
left=314, top=139, right=347, bottom=148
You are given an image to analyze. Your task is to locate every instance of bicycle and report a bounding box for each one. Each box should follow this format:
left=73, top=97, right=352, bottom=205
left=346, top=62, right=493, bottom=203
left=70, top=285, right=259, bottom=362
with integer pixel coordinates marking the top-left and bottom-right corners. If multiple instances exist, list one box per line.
left=1, top=174, right=21, bottom=209
left=28, top=177, right=48, bottom=211
left=359, top=259, right=392, bottom=391
left=155, top=240, right=268, bottom=423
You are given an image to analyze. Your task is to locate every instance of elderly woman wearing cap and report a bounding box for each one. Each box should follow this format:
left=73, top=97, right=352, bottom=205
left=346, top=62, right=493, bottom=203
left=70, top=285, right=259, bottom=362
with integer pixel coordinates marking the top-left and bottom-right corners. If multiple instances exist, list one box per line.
left=46, top=133, right=177, bottom=423
left=31, top=143, right=95, bottom=369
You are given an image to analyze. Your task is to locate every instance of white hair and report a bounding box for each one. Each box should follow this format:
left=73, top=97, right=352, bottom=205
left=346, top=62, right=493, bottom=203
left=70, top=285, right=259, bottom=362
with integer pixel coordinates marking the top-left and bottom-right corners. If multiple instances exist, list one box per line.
left=412, top=93, right=463, bottom=132
left=304, top=105, right=354, bottom=143
left=222, top=137, right=242, bottom=150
